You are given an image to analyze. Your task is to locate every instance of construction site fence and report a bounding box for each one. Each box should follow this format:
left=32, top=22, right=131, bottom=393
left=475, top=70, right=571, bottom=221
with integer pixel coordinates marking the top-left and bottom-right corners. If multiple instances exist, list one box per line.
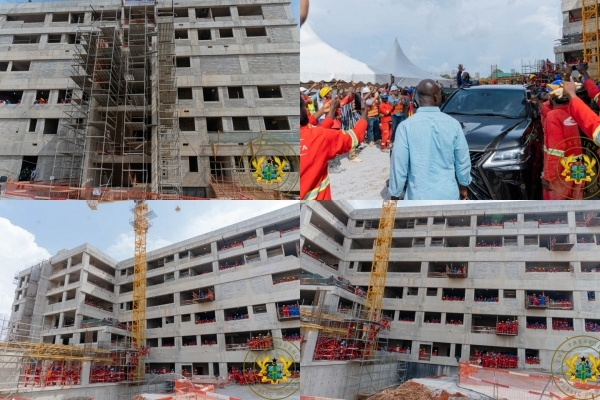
left=4, top=182, right=206, bottom=200
left=458, top=362, right=591, bottom=400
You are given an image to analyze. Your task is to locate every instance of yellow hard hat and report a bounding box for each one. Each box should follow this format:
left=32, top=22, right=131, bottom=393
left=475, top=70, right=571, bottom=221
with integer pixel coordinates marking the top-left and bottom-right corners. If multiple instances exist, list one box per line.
left=319, top=87, right=332, bottom=98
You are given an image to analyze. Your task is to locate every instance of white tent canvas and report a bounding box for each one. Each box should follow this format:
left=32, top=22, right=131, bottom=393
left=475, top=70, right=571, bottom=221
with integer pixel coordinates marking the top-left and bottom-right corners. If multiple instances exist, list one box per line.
left=376, top=39, right=453, bottom=87
left=300, top=24, right=390, bottom=85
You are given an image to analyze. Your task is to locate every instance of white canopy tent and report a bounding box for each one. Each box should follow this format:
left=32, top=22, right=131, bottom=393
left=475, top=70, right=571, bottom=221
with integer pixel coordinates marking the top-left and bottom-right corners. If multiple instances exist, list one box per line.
left=300, top=24, right=390, bottom=85
left=375, top=39, right=454, bottom=87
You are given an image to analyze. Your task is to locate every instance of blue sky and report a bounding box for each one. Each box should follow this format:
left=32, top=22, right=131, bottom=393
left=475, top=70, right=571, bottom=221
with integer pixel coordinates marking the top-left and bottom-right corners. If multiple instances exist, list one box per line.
left=306, top=0, right=562, bottom=79
left=0, top=200, right=297, bottom=317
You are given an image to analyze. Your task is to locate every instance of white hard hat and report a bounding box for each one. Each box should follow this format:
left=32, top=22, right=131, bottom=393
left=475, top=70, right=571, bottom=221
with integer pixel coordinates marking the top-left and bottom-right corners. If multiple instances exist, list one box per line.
left=390, top=85, right=399, bottom=91
left=361, top=87, right=370, bottom=94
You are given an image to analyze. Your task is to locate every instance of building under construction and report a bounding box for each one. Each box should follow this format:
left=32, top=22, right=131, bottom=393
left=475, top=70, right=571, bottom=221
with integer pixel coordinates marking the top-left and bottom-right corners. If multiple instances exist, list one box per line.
left=0, top=0, right=299, bottom=199
left=300, top=201, right=600, bottom=399
left=555, top=0, right=600, bottom=81
left=2, top=204, right=300, bottom=399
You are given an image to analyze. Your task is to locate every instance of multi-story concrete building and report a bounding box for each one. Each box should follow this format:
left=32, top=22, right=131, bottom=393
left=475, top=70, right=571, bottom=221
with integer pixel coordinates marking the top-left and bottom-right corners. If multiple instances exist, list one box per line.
left=300, top=201, right=600, bottom=399
left=6, top=204, right=300, bottom=398
left=0, top=0, right=299, bottom=198
left=555, top=0, right=584, bottom=65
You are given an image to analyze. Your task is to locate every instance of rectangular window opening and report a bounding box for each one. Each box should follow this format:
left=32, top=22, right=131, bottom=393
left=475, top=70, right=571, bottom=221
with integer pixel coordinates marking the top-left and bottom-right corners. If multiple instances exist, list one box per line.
left=219, top=28, right=233, bottom=38
left=198, top=29, right=212, bottom=41
left=232, top=117, right=250, bottom=131
left=245, top=27, right=267, bottom=37
left=263, top=116, right=290, bottom=131
left=188, top=156, right=199, bottom=173
left=227, top=87, right=244, bottom=99
left=257, top=86, right=282, bottom=98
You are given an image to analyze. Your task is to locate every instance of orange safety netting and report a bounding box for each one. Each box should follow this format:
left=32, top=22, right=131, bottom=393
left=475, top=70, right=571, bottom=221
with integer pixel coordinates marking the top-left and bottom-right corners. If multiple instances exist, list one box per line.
left=4, top=182, right=205, bottom=200
left=458, top=362, right=592, bottom=400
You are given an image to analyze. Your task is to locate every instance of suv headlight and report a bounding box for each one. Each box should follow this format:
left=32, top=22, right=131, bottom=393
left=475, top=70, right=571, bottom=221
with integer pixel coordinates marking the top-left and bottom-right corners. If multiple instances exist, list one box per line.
left=483, top=147, right=528, bottom=169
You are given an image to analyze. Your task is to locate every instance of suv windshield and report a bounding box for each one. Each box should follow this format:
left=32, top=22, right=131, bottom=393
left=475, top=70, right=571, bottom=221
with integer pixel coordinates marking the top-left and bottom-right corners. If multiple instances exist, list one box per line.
left=442, top=88, right=527, bottom=119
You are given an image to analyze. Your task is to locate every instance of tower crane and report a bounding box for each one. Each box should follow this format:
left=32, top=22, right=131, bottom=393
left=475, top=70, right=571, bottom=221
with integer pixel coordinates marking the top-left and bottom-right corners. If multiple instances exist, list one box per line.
left=582, top=0, right=600, bottom=81
left=363, top=200, right=397, bottom=358
left=131, top=200, right=155, bottom=381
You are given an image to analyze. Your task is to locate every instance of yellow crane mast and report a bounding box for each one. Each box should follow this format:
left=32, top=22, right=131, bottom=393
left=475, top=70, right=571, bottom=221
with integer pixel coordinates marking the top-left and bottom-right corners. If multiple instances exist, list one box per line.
left=364, top=200, right=397, bottom=357
left=131, top=200, right=155, bottom=381
left=582, top=0, right=600, bottom=81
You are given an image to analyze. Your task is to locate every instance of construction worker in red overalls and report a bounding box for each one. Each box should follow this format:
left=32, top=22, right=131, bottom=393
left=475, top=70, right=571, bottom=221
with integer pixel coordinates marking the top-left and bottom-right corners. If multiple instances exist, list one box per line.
left=541, top=86, right=583, bottom=199
left=563, top=74, right=600, bottom=146
left=379, top=93, right=393, bottom=151
left=300, top=96, right=368, bottom=200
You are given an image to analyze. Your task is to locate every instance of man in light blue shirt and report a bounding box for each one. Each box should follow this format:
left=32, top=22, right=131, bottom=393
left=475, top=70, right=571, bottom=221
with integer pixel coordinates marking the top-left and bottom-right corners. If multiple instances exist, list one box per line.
left=389, top=79, right=471, bottom=200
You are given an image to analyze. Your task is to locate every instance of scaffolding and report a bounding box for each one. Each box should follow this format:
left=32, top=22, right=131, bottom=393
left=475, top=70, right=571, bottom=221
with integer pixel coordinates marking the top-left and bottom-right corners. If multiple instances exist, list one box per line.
left=0, top=318, right=112, bottom=396
left=582, top=0, right=600, bottom=81
left=42, top=2, right=298, bottom=200
left=154, top=7, right=182, bottom=197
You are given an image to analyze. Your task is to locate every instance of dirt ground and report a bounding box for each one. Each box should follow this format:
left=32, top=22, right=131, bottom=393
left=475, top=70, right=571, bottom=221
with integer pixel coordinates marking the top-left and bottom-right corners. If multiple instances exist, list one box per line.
left=366, top=381, right=468, bottom=400
left=329, top=143, right=392, bottom=200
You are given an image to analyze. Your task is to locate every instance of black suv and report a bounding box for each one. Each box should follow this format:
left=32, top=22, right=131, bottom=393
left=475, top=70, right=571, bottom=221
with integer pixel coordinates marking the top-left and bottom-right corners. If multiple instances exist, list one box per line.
left=441, top=85, right=542, bottom=200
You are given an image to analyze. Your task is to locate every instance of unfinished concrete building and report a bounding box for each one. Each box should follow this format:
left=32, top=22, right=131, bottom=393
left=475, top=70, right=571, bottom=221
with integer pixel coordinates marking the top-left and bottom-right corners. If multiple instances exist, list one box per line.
left=0, top=0, right=299, bottom=199
left=3, top=204, right=300, bottom=399
left=555, top=1, right=584, bottom=66
left=300, top=201, right=600, bottom=399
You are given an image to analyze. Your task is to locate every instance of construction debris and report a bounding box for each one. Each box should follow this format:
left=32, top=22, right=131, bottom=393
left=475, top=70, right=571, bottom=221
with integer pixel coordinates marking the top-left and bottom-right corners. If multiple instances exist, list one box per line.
left=366, top=381, right=468, bottom=400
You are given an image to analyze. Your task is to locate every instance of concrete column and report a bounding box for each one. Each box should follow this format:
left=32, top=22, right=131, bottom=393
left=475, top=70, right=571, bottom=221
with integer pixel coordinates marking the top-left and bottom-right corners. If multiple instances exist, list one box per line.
left=67, top=257, right=72, bottom=269
left=58, top=312, right=65, bottom=328
left=61, top=291, right=68, bottom=303
left=470, top=215, right=477, bottom=228
left=81, top=361, right=92, bottom=386
left=301, top=329, right=319, bottom=364
left=208, top=362, right=214, bottom=377
left=259, top=248, right=268, bottom=261
left=218, top=362, right=226, bottom=378
left=173, top=292, right=180, bottom=306
left=568, top=211, right=575, bottom=227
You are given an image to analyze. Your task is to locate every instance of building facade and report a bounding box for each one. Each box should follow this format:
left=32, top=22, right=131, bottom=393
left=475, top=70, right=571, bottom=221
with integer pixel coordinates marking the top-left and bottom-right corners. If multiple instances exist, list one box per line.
left=0, top=0, right=299, bottom=198
left=8, top=204, right=300, bottom=391
left=555, top=0, right=583, bottom=65
left=300, top=201, right=600, bottom=397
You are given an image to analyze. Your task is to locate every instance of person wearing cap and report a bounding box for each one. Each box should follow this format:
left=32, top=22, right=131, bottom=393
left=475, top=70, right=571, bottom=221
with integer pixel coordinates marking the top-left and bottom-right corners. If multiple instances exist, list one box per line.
left=312, top=86, right=333, bottom=121
left=362, top=87, right=380, bottom=146
left=541, top=84, right=583, bottom=200
left=301, top=84, right=317, bottom=114
left=389, top=79, right=471, bottom=200
left=300, top=96, right=368, bottom=200
left=388, top=85, right=406, bottom=143
left=378, top=93, right=393, bottom=151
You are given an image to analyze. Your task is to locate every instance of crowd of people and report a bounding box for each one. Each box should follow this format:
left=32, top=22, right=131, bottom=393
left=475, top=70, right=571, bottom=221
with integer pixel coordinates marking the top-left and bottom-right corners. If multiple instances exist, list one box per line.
left=219, top=260, right=245, bottom=270
left=552, top=318, right=574, bottom=331
left=585, top=321, right=600, bottom=332
left=279, top=304, right=300, bottom=318
left=472, top=350, right=518, bottom=369
left=526, top=321, right=547, bottom=330
left=300, top=58, right=600, bottom=200
left=247, top=334, right=273, bottom=350
left=496, top=320, right=519, bottom=335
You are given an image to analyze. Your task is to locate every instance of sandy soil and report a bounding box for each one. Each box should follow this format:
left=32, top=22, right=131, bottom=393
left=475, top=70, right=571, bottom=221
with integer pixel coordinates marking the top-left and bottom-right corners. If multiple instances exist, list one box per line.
left=329, top=143, right=392, bottom=200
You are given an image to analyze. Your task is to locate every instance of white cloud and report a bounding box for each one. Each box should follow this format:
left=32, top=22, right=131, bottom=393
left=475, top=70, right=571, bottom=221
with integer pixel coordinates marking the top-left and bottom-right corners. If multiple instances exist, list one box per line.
left=105, top=231, right=173, bottom=261
left=0, top=218, right=51, bottom=317
left=177, top=202, right=296, bottom=242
